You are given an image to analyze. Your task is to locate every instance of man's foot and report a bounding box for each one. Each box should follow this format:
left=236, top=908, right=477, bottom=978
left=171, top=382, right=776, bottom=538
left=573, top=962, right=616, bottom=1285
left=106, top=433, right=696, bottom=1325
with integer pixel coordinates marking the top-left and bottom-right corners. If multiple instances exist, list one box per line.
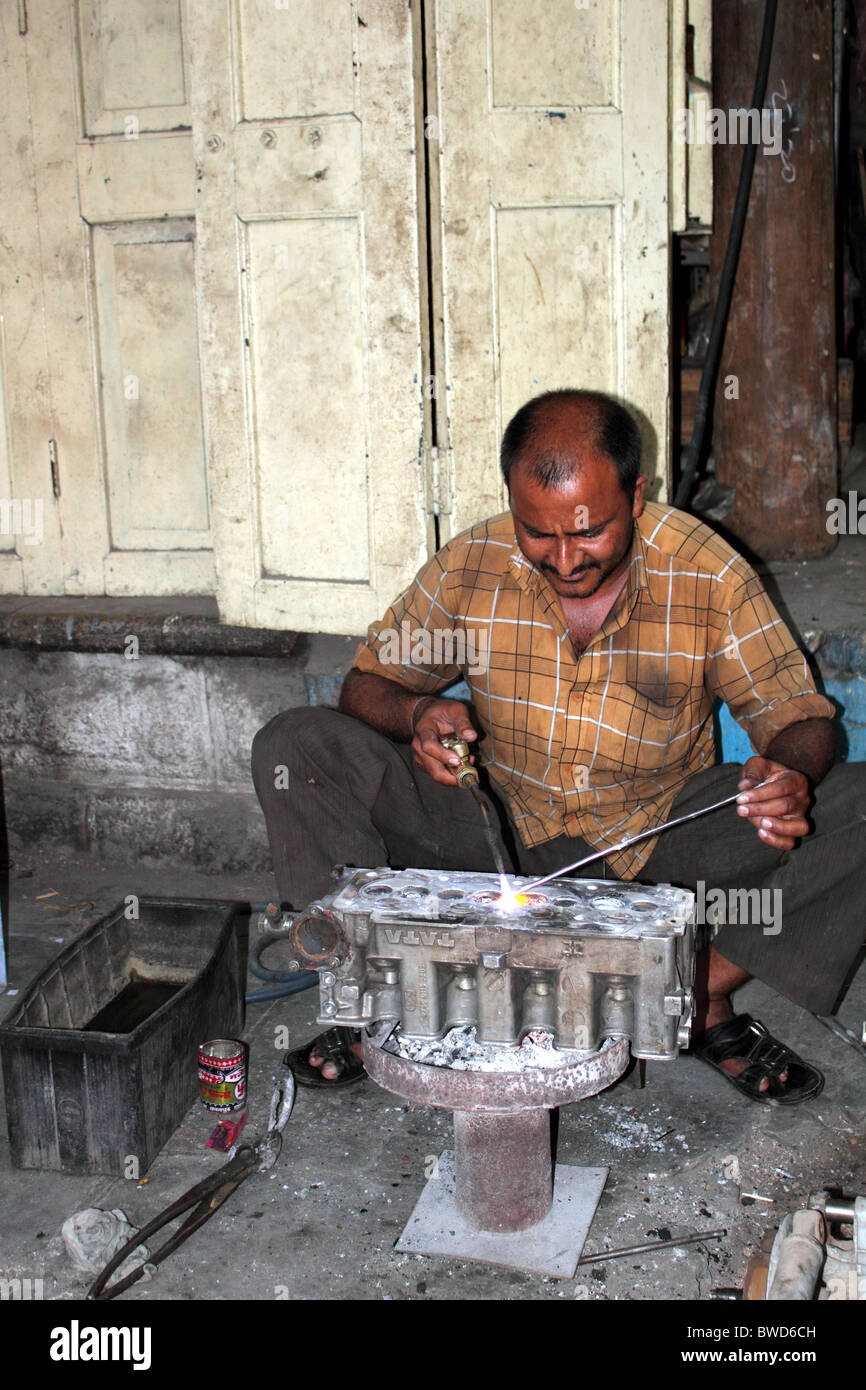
left=285, top=1028, right=365, bottom=1087
left=692, top=1014, right=824, bottom=1107
left=698, top=999, right=788, bottom=1091
left=693, top=945, right=787, bottom=1094
left=308, top=1034, right=364, bottom=1082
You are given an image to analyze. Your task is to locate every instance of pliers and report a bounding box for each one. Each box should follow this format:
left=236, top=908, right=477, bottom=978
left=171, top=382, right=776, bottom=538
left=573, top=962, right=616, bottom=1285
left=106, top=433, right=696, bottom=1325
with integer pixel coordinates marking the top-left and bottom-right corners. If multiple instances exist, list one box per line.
left=88, top=1062, right=295, bottom=1300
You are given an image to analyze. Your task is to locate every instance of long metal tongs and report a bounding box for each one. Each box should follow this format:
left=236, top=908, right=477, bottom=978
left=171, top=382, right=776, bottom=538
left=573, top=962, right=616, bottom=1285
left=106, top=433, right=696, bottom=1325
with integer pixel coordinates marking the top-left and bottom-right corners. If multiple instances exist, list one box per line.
left=88, top=1062, right=295, bottom=1300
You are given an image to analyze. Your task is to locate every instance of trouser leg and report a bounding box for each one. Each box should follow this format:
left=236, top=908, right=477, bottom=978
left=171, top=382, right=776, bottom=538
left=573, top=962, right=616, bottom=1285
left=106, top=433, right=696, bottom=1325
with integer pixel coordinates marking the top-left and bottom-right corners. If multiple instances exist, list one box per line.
left=251, top=707, right=515, bottom=906
left=635, top=762, right=866, bottom=1016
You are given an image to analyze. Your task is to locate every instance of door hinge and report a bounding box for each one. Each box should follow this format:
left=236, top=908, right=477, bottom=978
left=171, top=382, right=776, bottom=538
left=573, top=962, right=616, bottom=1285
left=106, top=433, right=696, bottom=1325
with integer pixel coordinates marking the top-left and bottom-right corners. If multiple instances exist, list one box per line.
left=428, top=444, right=452, bottom=517
left=48, top=439, right=61, bottom=497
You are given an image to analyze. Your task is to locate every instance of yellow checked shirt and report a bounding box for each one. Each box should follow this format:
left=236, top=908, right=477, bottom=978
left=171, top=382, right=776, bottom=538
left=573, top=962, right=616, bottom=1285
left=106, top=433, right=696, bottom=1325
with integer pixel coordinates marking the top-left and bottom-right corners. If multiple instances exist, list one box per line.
left=351, top=502, right=835, bottom=879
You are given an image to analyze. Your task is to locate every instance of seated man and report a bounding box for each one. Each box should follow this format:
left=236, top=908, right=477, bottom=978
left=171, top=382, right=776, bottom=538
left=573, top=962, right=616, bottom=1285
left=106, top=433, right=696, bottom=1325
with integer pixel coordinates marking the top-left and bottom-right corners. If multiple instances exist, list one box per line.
left=253, top=389, right=864, bottom=1101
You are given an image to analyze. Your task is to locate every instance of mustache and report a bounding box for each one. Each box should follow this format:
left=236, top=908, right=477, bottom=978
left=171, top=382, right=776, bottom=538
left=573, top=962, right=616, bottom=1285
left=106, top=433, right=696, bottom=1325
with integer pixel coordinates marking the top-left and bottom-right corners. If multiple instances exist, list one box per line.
left=540, top=561, right=599, bottom=579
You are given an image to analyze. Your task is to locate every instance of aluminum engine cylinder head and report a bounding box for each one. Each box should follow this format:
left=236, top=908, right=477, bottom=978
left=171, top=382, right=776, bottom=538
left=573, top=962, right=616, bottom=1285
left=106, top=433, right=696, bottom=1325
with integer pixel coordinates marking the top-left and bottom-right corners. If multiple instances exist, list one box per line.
left=283, top=867, right=696, bottom=1061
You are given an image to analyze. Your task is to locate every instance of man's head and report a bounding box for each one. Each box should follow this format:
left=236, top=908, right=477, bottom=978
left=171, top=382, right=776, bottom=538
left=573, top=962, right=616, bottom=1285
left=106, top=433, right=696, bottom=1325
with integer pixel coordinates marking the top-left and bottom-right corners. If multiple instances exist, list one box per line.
left=501, top=390, right=647, bottom=600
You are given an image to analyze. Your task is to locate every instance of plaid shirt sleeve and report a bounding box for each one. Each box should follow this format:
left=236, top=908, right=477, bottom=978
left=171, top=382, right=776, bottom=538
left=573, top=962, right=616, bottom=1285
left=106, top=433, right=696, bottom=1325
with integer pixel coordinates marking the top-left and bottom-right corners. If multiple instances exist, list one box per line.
left=351, top=545, right=465, bottom=692
left=705, top=561, right=835, bottom=753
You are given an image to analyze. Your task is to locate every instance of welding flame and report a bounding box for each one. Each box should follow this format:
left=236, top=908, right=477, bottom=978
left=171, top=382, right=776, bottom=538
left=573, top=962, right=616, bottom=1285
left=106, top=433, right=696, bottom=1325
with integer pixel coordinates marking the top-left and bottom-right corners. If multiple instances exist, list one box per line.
left=496, top=873, right=527, bottom=912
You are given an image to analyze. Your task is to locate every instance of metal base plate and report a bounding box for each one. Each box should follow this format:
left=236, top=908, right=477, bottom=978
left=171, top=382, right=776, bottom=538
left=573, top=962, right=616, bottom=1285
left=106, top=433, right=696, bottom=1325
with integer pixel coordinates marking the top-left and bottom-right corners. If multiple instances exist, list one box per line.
left=395, top=1150, right=608, bottom=1279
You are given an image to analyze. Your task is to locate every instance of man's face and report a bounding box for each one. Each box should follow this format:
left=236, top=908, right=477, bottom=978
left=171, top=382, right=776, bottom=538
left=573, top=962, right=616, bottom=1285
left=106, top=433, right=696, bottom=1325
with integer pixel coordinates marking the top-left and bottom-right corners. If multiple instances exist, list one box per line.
left=509, top=449, right=646, bottom=600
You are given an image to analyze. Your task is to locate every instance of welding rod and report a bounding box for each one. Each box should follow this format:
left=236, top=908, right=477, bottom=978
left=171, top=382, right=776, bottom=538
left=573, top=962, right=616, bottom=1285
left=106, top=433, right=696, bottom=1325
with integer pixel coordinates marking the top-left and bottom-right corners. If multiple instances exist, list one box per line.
left=577, top=1228, right=727, bottom=1266
left=519, top=781, right=774, bottom=894
left=813, top=1013, right=866, bottom=1061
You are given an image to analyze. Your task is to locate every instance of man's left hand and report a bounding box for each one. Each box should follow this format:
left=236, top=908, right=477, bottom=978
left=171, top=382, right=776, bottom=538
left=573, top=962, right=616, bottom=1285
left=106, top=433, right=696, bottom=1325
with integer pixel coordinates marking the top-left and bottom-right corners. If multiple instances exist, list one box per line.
left=736, top=756, right=812, bottom=850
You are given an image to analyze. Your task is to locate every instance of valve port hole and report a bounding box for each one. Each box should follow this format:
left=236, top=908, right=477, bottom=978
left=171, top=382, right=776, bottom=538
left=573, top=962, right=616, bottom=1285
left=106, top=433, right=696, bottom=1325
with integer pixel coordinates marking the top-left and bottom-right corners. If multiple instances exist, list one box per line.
left=292, top=914, right=341, bottom=963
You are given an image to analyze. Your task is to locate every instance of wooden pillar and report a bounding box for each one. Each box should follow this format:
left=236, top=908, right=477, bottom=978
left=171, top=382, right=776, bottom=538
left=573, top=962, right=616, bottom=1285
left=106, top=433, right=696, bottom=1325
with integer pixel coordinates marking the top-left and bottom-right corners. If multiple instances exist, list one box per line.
left=711, top=0, right=837, bottom=558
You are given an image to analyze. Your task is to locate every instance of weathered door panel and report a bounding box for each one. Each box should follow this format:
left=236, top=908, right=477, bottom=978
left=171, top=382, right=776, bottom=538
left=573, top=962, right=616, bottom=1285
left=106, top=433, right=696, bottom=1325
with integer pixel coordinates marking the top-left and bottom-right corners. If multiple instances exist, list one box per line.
left=0, top=0, right=46, bottom=593
left=670, top=0, right=713, bottom=233
left=0, top=2, right=72, bottom=593
left=92, top=218, right=212, bottom=595
left=190, top=0, right=428, bottom=633
left=77, top=0, right=191, bottom=136
left=431, top=0, right=673, bottom=537
left=4, top=0, right=213, bottom=597
left=0, top=333, right=26, bottom=591
left=76, top=0, right=213, bottom=595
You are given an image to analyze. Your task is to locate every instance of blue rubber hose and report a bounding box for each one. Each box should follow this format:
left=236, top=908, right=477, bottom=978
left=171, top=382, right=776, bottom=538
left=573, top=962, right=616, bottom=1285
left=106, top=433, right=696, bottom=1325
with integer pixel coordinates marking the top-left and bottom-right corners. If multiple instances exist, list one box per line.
left=246, top=912, right=318, bottom=1004
left=246, top=974, right=318, bottom=1004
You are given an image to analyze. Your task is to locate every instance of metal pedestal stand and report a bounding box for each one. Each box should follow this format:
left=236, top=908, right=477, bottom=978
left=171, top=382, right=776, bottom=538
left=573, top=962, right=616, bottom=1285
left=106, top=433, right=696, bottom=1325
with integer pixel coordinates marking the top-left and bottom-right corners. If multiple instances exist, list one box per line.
left=363, top=1032, right=630, bottom=1279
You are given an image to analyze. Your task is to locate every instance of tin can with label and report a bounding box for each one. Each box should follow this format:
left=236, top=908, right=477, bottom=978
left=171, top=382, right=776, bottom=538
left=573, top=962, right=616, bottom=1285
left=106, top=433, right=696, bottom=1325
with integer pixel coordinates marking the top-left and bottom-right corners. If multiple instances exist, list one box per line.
left=198, top=1039, right=246, bottom=1112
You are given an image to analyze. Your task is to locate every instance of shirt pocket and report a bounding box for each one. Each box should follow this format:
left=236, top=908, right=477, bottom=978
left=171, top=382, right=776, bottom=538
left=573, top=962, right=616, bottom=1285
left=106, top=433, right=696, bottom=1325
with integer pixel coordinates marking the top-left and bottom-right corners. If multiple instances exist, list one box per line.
left=583, top=682, right=694, bottom=776
left=625, top=647, right=694, bottom=709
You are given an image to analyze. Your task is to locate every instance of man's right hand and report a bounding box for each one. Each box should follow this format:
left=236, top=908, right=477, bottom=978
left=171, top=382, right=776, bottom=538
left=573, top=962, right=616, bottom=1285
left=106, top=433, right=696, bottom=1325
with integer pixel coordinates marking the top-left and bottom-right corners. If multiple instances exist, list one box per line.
left=412, top=699, right=478, bottom=785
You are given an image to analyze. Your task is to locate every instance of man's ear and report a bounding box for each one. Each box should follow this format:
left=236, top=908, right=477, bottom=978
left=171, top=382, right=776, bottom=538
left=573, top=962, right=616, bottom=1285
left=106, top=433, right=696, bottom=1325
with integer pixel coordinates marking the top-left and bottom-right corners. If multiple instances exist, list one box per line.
left=631, top=474, right=648, bottom=518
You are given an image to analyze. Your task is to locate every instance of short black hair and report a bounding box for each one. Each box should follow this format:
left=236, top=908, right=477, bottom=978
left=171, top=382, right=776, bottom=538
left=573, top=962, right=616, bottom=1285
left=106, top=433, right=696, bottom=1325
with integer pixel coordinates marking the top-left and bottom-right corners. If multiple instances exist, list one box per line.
left=500, top=389, right=642, bottom=500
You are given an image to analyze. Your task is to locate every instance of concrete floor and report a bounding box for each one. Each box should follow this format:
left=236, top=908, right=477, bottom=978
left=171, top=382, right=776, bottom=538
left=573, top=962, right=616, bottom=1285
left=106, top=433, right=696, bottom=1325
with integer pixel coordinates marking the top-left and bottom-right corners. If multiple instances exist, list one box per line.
left=1, top=850, right=865, bottom=1303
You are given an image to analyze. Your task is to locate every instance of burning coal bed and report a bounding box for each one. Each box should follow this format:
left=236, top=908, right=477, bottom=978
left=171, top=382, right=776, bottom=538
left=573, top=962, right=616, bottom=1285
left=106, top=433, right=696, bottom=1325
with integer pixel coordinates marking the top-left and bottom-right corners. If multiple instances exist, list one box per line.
left=383, top=1025, right=596, bottom=1072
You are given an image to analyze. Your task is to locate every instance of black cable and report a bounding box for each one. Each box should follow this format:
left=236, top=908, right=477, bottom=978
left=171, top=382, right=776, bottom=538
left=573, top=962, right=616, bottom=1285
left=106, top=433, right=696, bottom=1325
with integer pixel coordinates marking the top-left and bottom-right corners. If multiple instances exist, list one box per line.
left=674, top=0, right=778, bottom=508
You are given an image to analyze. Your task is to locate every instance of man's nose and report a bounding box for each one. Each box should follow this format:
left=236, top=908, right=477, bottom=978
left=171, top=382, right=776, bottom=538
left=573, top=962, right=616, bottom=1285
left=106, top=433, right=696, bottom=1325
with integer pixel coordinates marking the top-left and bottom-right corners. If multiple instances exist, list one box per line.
left=555, top=537, right=583, bottom=574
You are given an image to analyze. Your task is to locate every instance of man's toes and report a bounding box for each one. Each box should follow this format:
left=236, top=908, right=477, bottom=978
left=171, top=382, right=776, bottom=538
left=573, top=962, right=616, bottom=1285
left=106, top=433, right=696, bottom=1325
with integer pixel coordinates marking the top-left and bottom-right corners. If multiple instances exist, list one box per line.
left=720, top=1057, right=770, bottom=1091
left=308, top=1049, right=324, bottom=1068
left=757, top=1070, right=786, bottom=1091
left=321, top=1060, right=339, bottom=1080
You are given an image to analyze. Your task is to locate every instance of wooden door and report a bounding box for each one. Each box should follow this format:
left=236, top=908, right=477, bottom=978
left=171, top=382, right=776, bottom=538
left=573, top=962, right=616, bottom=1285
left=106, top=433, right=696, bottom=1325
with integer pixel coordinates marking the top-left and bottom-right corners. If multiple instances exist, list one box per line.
left=427, top=0, right=677, bottom=537
left=0, top=0, right=212, bottom=596
left=188, top=0, right=429, bottom=632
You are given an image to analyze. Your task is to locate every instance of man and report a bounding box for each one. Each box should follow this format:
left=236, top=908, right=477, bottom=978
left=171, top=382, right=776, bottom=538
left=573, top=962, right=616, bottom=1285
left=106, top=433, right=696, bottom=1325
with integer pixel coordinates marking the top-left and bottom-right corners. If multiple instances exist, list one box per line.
left=253, top=389, right=864, bottom=1101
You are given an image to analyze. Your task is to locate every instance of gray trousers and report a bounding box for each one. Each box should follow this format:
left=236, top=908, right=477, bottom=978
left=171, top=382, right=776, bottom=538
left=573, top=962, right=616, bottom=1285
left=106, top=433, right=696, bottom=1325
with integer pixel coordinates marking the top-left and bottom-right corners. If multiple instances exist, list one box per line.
left=251, top=707, right=866, bottom=1016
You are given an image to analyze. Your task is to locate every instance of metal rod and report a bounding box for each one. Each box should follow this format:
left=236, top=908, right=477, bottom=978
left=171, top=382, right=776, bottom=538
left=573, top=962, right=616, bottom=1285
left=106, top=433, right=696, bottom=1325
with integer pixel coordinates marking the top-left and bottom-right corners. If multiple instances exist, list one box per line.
left=823, top=1198, right=855, bottom=1223
left=577, top=1228, right=727, bottom=1266
left=813, top=1014, right=866, bottom=1062
left=673, top=0, right=778, bottom=507
left=519, top=781, right=774, bottom=894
